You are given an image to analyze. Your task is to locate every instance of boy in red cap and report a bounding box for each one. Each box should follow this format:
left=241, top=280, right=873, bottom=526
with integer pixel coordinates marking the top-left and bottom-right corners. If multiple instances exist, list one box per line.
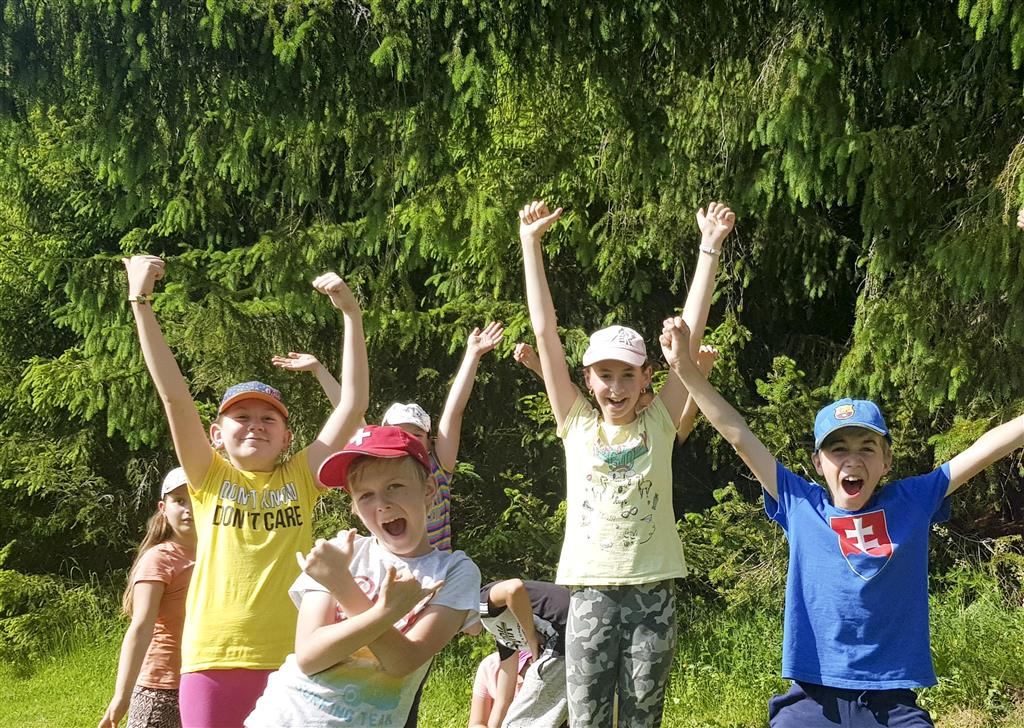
left=125, top=256, right=368, bottom=727
left=245, top=425, right=481, bottom=727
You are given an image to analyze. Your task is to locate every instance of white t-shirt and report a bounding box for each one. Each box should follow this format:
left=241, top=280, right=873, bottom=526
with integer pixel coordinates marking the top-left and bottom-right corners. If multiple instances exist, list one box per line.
left=245, top=535, right=480, bottom=727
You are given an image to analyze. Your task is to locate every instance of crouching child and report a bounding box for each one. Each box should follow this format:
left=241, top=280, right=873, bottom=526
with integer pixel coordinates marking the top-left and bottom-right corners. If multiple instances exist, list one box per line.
left=245, top=425, right=481, bottom=727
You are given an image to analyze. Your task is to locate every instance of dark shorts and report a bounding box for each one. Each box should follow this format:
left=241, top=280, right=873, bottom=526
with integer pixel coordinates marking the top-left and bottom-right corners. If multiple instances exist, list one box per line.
left=768, top=681, right=934, bottom=728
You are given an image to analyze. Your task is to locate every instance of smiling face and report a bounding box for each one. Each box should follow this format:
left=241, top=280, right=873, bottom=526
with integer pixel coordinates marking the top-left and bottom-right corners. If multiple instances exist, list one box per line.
left=812, top=427, right=893, bottom=511
left=159, top=485, right=196, bottom=547
left=584, top=359, right=653, bottom=425
left=210, top=399, right=293, bottom=471
left=348, top=456, right=435, bottom=558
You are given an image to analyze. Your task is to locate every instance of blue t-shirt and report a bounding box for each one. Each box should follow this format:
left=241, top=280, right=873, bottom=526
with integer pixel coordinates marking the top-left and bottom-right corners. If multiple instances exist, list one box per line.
left=765, top=461, right=952, bottom=689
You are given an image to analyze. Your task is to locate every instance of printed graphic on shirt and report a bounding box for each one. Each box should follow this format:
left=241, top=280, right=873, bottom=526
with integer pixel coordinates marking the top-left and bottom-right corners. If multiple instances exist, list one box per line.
left=829, top=509, right=894, bottom=580
left=336, top=574, right=430, bottom=633
left=210, top=479, right=304, bottom=532
left=580, top=431, right=657, bottom=549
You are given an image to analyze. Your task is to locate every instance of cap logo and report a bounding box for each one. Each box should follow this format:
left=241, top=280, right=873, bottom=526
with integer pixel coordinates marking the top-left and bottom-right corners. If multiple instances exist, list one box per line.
left=612, top=328, right=639, bottom=345
left=834, top=404, right=855, bottom=420
left=351, top=427, right=371, bottom=446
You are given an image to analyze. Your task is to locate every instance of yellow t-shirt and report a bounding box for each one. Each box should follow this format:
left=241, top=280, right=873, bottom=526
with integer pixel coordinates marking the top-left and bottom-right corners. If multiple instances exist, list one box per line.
left=182, top=450, right=321, bottom=672
left=555, top=394, right=687, bottom=586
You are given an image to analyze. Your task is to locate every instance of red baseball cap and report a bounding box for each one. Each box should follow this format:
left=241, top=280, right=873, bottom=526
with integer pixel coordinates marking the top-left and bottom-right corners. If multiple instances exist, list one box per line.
left=318, top=425, right=432, bottom=490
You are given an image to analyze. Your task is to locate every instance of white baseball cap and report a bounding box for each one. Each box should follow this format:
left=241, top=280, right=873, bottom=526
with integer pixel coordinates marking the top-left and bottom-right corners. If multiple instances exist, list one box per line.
left=581, top=325, right=648, bottom=367
left=160, top=466, right=189, bottom=497
left=381, top=402, right=431, bottom=433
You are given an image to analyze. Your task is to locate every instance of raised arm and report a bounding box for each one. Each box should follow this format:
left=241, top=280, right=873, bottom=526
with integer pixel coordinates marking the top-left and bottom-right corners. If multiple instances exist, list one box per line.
left=305, top=274, right=368, bottom=479
left=945, top=413, right=1024, bottom=495
left=434, top=322, right=505, bottom=472
left=675, top=345, right=719, bottom=445
left=519, top=200, right=579, bottom=429
left=272, top=352, right=342, bottom=408
left=124, top=256, right=212, bottom=486
left=98, top=582, right=165, bottom=728
left=658, top=203, right=735, bottom=422
left=661, top=317, right=778, bottom=497
left=513, top=342, right=544, bottom=381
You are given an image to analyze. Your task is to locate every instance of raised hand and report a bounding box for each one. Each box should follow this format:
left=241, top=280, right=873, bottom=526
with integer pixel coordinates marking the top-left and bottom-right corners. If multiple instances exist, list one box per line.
left=466, top=321, right=505, bottom=358
left=312, top=272, right=358, bottom=313
left=122, top=255, right=165, bottom=297
left=376, top=566, right=443, bottom=621
left=696, top=201, right=736, bottom=251
left=295, top=528, right=357, bottom=589
left=660, top=316, right=692, bottom=369
left=519, top=200, right=564, bottom=244
left=695, top=345, right=720, bottom=377
left=272, top=352, right=322, bottom=372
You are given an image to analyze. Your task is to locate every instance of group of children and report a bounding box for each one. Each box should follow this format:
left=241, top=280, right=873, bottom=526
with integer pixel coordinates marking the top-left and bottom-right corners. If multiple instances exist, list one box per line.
left=101, top=207, right=1024, bottom=728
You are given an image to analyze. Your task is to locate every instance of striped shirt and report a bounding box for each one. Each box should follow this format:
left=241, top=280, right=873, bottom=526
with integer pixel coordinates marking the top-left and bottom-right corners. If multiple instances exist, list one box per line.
left=427, top=453, right=453, bottom=552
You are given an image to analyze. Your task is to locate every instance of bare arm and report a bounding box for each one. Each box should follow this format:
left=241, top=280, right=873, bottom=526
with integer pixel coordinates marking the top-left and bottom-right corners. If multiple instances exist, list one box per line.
left=660, top=203, right=735, bottom=423
left=519, top=200, right=580, bottom=430
left=662, top=317, right=778, bottom=498
left=98, top=581, right=165, bottom=728
left=305, top=274, right=369, bottom=479
left=946, top=414, right=1024, bottom=495
left=675, top=346, right=719, bottom=444
left=124, top=256, right=212, bottom=486
left=489, top=579, right=540, bottom=659
left=468, top=688, right=494, bottom=728
left=434, top=322, right=505, bottom=472
left=488, top=656, right=519, bottom=728
left=513, top=342, right=544, bottom=380
left=272, top=352, right=342, bottom=408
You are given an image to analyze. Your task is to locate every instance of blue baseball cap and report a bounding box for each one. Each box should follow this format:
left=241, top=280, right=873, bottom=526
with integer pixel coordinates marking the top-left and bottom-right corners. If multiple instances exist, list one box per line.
left=218, top=381, right=289, bottom=419
left=813, top=398, right=890, bottom=451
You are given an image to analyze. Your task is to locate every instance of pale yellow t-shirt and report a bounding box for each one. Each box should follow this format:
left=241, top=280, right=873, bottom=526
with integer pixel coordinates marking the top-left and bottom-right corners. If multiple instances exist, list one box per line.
left=182, top=450, right=321, bottom=672
left=555, top=394, right=687, bottom=585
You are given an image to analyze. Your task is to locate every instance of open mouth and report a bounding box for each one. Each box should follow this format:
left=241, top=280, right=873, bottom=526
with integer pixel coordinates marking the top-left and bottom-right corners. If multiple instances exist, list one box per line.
left=382, top=517, right=407, bottom=537
left=841, top=476, right=864, bottom=497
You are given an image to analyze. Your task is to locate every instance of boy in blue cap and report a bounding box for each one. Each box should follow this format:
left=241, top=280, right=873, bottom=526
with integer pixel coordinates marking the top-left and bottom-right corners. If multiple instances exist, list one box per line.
left=659, top=316, right=1024, bottom=727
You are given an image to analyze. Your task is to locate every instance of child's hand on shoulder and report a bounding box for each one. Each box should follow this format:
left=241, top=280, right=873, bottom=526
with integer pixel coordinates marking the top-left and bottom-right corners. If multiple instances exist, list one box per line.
left=696, top=345, right=719, bottom=377
left=660, top=316, right=692, bottom=369
left=696, top=201, right=736, bottom=251
left=272, top=352, right=322, bottom=372
left=122, top=255, right=165, bottom=297
left=377, top=566, right=444, bottom=620
left=296, top=528, right=357, bottom=590
left=313, top=272, right=358, bottom=313
left=466, top=321, right=505, bottom=358
left=519, top=200, right=563, bottom=244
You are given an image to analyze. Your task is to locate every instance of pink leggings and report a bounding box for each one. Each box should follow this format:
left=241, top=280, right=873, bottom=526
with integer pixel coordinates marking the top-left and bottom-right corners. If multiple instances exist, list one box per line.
left=178, top=669, right=273, bottom=728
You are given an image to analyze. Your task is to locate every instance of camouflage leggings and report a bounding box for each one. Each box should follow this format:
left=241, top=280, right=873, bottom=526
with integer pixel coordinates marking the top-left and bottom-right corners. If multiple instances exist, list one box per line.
left=565, top=581, right=676, bottom=727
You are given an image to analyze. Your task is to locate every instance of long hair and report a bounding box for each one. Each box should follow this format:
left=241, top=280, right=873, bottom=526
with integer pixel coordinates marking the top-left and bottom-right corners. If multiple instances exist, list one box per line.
left=121, top=505, right=175, bottom=615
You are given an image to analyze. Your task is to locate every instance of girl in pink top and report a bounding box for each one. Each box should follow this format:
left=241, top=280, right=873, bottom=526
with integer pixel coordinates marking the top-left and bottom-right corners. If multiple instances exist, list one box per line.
left=100, top=467, right=196, bottom=728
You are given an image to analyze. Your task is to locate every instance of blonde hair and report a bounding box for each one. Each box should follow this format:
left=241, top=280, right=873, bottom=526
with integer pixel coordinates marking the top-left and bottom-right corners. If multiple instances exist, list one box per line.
left=121, top=501, right=175, bottom=616
left=347, top=455, right=432, bottom=495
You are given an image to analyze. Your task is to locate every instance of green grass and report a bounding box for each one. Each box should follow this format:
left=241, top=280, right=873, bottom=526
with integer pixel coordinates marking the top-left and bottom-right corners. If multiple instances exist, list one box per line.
left=3, top=595, right=1023, bottom=728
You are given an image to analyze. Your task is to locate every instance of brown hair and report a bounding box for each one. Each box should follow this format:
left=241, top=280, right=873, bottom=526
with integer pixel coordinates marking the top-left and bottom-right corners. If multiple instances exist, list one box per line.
left=121, top=503, right=175, bottom=615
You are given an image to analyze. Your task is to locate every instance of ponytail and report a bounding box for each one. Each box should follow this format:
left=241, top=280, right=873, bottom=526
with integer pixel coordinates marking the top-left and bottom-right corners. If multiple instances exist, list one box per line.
left=121, top=506, right=174, bottom=615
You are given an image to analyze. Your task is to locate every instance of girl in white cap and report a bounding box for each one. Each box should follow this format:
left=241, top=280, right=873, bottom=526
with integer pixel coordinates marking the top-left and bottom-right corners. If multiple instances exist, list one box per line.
left=517, top=198, right=735, bottom=727
left=100, top=467, right=196, bottom=728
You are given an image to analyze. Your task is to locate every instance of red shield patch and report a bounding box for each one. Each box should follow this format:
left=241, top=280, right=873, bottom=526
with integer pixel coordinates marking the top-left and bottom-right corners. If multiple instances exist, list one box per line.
left=829, top=510, right=894, bottom=579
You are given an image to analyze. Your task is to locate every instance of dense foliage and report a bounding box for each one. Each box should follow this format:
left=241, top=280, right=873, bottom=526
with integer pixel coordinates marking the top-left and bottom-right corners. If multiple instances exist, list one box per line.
left=0, top=1, right=1022, bottom=615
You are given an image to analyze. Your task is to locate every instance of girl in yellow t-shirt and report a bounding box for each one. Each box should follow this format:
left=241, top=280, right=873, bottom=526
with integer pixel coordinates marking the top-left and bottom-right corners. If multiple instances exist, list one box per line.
left=100, top=467, right=196, bottom=728
left=516, top=198, right=735, bottom=727
left=124, top=256, right=369, bottom=728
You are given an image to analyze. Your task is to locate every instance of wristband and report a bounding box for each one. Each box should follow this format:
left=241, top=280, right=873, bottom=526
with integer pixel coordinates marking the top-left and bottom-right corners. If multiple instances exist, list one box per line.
left=128, top=293, right=154, bottom=304
left=699, top=244, right=721, bottom=256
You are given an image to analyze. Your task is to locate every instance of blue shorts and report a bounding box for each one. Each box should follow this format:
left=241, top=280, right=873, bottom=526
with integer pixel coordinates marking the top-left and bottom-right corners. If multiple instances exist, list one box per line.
left=768, top=681, right=934, bottom=728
